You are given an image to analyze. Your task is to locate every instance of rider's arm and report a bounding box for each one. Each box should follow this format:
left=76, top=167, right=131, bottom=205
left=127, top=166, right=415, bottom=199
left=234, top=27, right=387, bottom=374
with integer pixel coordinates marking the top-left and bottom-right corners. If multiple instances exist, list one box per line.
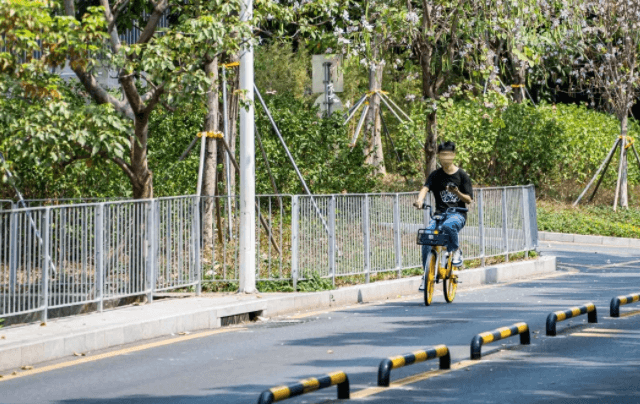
left=414, top=186, right=430, bottom=208
left=455, top=190, right=473, bottom=205
left=447, top=184, right=473, bottom=204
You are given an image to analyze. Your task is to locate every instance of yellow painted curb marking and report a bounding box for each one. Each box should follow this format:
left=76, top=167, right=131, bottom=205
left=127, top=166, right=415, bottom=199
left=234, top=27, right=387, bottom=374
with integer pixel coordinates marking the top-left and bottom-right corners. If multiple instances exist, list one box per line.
left=571, top=332, right=640, bottom=339
left=580, top=328, right=640, bottom=334
left=0, top=327, right=246, bottom=382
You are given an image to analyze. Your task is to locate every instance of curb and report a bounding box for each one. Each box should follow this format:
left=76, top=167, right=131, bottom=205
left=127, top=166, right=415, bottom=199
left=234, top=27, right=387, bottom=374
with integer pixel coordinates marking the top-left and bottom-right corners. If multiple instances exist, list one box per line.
left=0, top=256, right=556, bottom=372
left=539, top=231, right=640, bottom=248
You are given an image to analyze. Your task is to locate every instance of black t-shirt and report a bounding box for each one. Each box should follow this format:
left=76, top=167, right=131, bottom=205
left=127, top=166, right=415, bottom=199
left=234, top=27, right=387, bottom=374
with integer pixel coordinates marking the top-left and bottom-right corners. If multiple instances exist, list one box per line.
left=425, top=168, right=473, bottom=219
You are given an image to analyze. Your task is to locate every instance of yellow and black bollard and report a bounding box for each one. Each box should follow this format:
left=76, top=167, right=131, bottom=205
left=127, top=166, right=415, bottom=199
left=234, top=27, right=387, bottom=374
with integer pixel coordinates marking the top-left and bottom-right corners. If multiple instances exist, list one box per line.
left=377, top=345, right=450, bottom=387
left=546, top=303, right=597, bottom=336
left=471, top=322, right=530, bottom=360
left=257, top=371, right=349, bottom=403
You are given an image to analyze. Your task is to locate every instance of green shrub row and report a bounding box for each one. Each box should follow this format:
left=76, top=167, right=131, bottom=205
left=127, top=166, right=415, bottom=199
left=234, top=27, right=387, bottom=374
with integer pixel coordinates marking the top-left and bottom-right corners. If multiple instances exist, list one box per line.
left=537, top=202, right=640, bottom=239
left=394, top=94, right=640, bottom=189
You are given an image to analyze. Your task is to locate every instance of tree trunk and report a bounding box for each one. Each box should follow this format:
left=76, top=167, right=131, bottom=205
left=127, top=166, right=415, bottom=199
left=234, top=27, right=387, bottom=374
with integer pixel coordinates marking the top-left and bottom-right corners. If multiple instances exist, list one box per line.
left=620, top=113, right=629, bottom=208
left=128, top=113, right=153, bottom=296
left=424, top=111, right=438, bottom=177
left=511, top=56, right=526, bottom=103
left=131, top=113, right=154, bottom=199
left=364, top=61, right=386, bottom=176
left=419, top=44, right=438, bottom=178
left=201, top=57, right=219, bottom=249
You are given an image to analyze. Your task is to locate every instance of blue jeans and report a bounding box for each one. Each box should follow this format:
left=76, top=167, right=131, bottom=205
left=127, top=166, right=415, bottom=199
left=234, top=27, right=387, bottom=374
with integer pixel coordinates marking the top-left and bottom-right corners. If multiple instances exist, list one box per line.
left=421, top=212, right=466, bottom=269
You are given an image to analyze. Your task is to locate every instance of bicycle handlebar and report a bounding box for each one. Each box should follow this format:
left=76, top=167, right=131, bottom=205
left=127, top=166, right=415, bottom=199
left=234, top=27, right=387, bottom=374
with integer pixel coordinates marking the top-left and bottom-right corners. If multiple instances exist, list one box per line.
left=420, top=205, right=468, bottom=220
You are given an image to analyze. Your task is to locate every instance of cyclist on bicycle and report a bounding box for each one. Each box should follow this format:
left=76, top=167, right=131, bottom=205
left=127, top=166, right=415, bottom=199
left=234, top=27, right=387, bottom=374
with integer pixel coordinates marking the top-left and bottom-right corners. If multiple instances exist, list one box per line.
left=413, top=141, right=473, bottom=269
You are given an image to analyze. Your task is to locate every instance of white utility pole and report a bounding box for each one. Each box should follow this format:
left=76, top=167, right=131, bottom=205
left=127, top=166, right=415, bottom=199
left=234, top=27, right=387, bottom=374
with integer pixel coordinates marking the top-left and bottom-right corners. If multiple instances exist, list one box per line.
left=238, top=0, right=256, bottom=293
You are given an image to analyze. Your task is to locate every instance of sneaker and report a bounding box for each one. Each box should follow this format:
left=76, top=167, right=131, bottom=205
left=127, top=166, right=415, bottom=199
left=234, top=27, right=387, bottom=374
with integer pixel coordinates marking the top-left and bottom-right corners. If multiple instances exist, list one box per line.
left=419, top=276, right=425, bottom=291
left=452, top=249, right=463, bottom=267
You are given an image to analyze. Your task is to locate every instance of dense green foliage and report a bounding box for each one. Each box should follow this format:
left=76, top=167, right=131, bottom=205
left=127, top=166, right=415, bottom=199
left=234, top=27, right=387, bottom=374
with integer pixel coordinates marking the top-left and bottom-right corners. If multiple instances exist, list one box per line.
left=396, top=93, right=640, bottom=190
left=255, top=94, right=378, bottom=195
left=538, top=202, right=640, bottom=239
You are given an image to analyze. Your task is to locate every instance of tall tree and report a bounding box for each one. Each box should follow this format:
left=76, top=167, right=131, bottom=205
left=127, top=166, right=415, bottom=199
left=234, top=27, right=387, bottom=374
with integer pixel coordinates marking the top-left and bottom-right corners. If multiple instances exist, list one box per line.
left=402, top=0, right=477, bottom=175
left=563, top=0, right=640, bottom=208
left=335, top=0, right=391, bottom=175
left=0, top=0, right=252, bottom=199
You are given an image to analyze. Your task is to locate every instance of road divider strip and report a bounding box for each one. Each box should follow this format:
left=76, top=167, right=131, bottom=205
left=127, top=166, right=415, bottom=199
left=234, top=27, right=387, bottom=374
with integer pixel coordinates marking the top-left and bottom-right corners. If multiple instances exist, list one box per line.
left=610, top=294, right=640, bottom=317
left=377, top=345, right=450, bottom=387
left=471, top=322, right=530, bottom=360
left=546, top=303, right=597, bottom=336
left=257, top=371, right=349, bottom=403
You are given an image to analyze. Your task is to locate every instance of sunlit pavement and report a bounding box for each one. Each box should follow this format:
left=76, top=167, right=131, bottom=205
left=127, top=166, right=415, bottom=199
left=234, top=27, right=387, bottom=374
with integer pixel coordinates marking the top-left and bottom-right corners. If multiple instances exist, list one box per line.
left=1, top=241, right=639, bottom=404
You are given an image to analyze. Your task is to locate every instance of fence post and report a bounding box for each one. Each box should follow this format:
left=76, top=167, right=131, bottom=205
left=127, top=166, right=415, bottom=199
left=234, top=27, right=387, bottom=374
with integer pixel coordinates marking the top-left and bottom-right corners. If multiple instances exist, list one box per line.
left=9, top=209, right=17, bottom=298
left=291, top=196, right=300, bottom=290
left=501, top=188, right=509, bottom=262
left=329, top=195, right=336, bottom=286
left=393, top=194, right=402, bottom=279
left=478, top=189, right=485, bottom=267
left=528, top=185, right=539, bottom=249
left=145, top=200, right=157, bottom=303
left=41, top=208, right=50, bottom=324
left=193, top=197, right=201, bottom=296
left=362, top=195, right=371, bottom=284
left=521, top=186, right=532, bottom=254
left=95, top=203, right=104, bottom=313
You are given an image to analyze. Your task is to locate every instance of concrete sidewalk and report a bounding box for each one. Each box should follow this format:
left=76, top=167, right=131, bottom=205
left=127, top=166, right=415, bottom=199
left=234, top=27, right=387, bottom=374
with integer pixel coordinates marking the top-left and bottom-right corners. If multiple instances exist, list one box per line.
left=539, top=231, right=640, bottom=247
left=0, top=256, right=556, bottom=372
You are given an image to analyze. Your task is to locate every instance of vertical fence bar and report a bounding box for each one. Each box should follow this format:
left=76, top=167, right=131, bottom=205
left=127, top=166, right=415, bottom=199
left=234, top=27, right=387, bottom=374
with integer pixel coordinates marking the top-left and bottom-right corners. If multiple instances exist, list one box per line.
left=478, top=189, right=485, bottom=267
left=291, top=196, right=299, bottom=290
left=362, top=195, right=371, bottom=283
left=521, top=186, right=531, bottom=254
left=96, top=203, right=104, bottom=312
left=146, top=200, right=156, bottom=303
left=41, top=208, right=50, bottom=323
left=501, top=188, right=509, bottom=262
left=329, top=195, right=336, bottom=286
left=193, top=197, right=202, bottom=295
left=9, top=210, right=17, bottom=297
left=528, top=186, right=538, bottom=249
left=393, top=194, right=402, bottom=278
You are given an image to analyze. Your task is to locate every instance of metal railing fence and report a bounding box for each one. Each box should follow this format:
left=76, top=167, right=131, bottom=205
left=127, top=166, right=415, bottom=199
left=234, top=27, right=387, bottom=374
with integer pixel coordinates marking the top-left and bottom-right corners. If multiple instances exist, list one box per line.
left=0, top=186, right=538, bottom=324
left=295, top=185, right=538, bottom=282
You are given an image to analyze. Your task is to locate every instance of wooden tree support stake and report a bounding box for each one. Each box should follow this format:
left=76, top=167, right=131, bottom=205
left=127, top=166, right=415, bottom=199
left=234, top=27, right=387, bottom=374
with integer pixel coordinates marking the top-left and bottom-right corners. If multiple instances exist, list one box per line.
left=573, top=139, right=620, bottom=207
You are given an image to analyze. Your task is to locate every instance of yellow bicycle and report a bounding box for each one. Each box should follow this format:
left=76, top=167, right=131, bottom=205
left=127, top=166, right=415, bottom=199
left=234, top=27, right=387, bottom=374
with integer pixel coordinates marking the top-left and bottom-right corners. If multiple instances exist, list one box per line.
left=417, top=206, right=467, bottom=306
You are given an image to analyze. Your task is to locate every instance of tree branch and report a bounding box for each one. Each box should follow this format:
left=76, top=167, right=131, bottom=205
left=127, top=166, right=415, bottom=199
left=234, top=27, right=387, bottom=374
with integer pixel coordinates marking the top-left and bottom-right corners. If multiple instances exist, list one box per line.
left=100, top=0, right=122, bottom=53
left=137, top=0, right=169, bottom=45
left=71, top=65, right=135, bottom=120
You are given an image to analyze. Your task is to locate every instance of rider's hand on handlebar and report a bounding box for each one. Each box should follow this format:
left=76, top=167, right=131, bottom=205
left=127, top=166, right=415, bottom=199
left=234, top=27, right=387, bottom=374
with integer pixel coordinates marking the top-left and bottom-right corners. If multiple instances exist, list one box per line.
left=413, top=200, right=423, bottom=209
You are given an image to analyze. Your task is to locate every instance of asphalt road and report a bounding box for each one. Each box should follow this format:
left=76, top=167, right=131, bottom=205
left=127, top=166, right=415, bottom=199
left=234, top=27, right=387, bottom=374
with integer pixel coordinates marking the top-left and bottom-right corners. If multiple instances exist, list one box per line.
left=1, top=241, right=639, bottom=404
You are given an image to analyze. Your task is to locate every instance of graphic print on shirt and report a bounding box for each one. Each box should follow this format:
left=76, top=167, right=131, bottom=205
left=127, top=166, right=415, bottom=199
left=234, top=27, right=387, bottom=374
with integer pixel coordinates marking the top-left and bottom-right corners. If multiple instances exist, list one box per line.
left=440, top=190, right=460, bottom=203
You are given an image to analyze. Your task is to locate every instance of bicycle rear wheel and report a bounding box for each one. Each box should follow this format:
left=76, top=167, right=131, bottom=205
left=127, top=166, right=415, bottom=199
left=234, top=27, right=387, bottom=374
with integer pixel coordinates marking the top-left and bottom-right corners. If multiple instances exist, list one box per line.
left=443, top=263, right=457, bottom=303
left=424, top=252, right=437, bottom=306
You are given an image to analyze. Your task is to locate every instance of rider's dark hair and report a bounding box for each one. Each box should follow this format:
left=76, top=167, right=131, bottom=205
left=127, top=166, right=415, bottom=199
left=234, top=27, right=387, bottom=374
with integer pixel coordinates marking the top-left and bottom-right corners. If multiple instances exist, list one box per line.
left=437, top=141, right=456, bottom=153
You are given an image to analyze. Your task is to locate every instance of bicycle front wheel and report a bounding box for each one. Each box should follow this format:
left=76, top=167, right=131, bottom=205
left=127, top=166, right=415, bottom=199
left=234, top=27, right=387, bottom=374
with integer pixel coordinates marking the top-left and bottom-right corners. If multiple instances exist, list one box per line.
left=424, top=251, right=437, bottom=306
left=443, top=264, right=457, bottom=303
